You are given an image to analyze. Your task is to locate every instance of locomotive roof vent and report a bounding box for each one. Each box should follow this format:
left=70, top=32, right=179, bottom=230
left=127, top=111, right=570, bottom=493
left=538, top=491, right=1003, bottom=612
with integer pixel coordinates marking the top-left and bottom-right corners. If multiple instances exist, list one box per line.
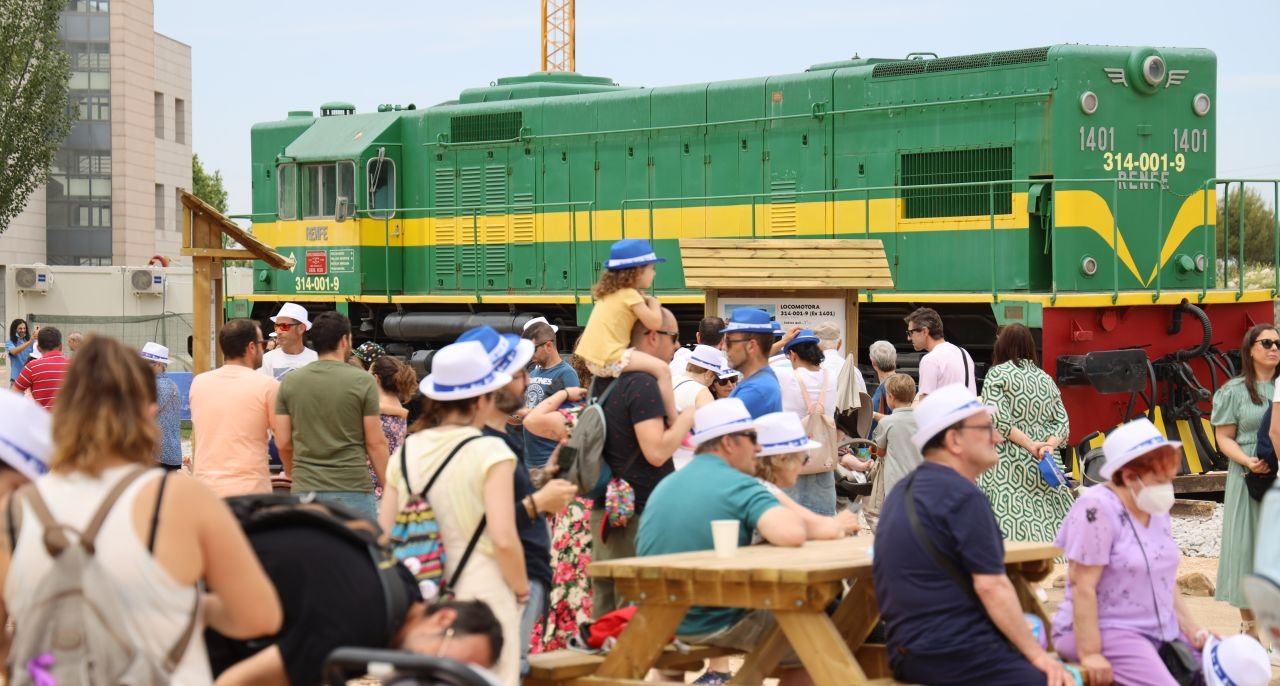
left=458, top=72, right=631, bottom=104
left=806, top=55, right=899, bottom=71
left=287, top=110, right=314, bottom=119
left=872, top=46, right=1050, bottom=78
left=320, top=101, right=356, bottom=117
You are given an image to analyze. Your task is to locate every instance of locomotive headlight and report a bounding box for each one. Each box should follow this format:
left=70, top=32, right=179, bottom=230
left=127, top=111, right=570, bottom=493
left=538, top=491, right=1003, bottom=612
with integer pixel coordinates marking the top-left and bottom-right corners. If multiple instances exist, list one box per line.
left=1080, top=91, right=1099, bottom=115
left=1194, top=254, right=1208, bottom=272
left=1081, top=256, right=1099, bottom=277
left=1193, top=93, right=1211, bottom=117
left=1142, top=55, right=1166, bottom=87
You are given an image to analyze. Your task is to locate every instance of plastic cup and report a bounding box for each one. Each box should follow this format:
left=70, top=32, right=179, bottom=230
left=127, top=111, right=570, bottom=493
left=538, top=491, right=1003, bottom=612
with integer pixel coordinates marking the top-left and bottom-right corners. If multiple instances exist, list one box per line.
left=711, top=520, right=740, bottom=559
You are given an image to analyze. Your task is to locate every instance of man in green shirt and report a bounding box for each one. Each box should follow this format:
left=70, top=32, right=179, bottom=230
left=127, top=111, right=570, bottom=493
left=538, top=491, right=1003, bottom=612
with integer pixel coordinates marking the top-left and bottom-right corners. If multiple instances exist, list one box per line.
left=637, top=398, right=808, bottom=684
left=275, top=312, right=388, bottom=521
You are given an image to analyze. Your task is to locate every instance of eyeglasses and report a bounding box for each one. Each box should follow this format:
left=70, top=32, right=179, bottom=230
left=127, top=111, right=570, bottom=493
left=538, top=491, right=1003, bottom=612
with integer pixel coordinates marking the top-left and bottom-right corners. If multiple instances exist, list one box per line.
left=654, top=330, right=679, bottom=342
left=906, top=327, right=924, bottom=336
left=956, top=423, right=996, bottom=438
left=1258, top=339, right=1280, bottom=350
left=274, top=322, right=301, bottom=332
left=727, top=430, right=758, bottom=444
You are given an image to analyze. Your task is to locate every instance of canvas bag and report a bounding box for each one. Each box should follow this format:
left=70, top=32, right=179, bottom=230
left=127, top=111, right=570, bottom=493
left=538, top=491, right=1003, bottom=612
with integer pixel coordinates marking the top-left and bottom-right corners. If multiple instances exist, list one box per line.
left=564, top=378, right=622, bottom=499
left=6, top=467, right=198, bottom=686
left=388, top=435, right=486, bottom=599
left=795, top=369, right=839, bottom=470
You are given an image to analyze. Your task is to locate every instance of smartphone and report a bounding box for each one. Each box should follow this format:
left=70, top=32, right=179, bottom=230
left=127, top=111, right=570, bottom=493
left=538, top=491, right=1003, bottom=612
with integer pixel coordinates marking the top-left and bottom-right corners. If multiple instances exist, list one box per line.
left=555, top=445, right=579, bottom=473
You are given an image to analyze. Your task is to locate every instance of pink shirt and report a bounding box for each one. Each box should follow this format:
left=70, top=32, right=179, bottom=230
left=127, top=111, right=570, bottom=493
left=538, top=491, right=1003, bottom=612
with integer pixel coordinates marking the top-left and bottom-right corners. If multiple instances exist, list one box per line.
left=917, top=341, right=976, bottom=395
left=189, top=364, right=278, bottom=498
left=1052, top=484, right=1180, bottom=642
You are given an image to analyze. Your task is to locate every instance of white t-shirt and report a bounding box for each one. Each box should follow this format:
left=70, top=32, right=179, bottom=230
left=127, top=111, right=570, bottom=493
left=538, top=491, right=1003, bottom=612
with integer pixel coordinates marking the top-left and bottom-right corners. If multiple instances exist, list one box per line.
left=780, top=366, right=838, bottom=419
left=258, top=346, right=318, bottom=381
left=917, top=340, right=976, bottom=396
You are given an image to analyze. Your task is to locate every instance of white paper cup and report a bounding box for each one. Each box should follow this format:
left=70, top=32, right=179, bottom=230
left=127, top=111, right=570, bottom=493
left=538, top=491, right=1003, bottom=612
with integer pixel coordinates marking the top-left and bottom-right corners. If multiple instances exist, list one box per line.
left=711, top=519, right=740, bottom=559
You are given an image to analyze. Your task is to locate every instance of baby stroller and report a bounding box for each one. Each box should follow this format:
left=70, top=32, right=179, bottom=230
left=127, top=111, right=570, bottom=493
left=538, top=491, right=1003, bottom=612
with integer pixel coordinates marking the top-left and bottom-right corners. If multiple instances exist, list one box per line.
left=324, top=648, right=496, bottom=686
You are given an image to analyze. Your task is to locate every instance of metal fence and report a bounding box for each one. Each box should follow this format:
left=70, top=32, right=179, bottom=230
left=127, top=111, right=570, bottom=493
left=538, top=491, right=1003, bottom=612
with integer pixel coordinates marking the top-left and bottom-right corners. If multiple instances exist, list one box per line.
left=26, top=312, right=194, bottom=372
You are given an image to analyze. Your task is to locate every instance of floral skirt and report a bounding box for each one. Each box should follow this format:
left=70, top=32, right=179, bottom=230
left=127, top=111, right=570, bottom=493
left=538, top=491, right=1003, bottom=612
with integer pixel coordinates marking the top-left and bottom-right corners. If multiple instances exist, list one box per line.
left=530, top=496, right=594, bottom=651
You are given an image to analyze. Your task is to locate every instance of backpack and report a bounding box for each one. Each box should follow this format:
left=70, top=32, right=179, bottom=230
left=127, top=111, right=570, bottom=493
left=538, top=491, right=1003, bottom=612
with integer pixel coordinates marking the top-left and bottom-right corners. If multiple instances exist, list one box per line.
left=795, top=369, right=839, bottom=470
left=388, top=434, right=486, bottom=600
left=564, top=378, right=622, bottom=500
left=221, top=492, right=417, bottom=640
left=6, top=467, right=198, bottom=686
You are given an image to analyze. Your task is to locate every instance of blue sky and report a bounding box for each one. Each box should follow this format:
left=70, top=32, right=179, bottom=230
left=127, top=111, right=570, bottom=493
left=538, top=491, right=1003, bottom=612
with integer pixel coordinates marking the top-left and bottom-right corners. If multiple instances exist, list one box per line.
left=155, top=0, right=1280, bottom=213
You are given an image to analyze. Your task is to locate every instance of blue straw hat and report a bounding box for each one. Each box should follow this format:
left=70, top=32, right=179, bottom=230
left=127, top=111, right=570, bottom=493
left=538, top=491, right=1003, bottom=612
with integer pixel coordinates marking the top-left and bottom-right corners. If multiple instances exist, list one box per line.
left=605, top=239, right=665, bottom=271
left=456, top=325, right=534, bottom=376
left=720, top=308, right=775, bottom=334
left=782, top=329, right=820, bottom=354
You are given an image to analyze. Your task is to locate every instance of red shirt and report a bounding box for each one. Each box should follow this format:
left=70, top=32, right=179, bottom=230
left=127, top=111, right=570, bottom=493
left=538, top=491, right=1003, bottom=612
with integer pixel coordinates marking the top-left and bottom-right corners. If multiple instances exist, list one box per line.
left=14, top=351, right=69, bottom=409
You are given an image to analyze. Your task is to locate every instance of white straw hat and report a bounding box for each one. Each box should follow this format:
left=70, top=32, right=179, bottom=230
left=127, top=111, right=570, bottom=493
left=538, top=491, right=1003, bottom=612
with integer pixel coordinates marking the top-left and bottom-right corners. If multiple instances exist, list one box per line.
left=691, top=398, right=757, bottom=445
left=911, top=384, right=997, bottom=450
left=140, top=341, right=170, bottom=365
left=0, top=393, right=52, bottom=481
left=755, top=412, right=822, bottom=457
left=420, top=341, right=512, bottom=401
left=523, top=316, right=559, bottom=334
left=270, top=302, right=312, bottom=331
left=1203, top=634, right=1270, bottom=686
left=1100, top=418, right=1181, bottom=480
left=687, top=345, right=726, bottom=374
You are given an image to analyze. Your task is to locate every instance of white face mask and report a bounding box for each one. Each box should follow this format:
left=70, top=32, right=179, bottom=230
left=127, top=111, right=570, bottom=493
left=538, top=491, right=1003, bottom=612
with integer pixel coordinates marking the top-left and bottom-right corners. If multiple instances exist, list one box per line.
left=1130, top=476, right=1175, bottom=515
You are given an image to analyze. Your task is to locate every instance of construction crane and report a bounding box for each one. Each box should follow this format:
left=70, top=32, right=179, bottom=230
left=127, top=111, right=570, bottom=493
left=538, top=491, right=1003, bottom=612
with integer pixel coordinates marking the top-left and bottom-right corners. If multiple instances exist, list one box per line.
left=541, top=0, right=574, bottom=72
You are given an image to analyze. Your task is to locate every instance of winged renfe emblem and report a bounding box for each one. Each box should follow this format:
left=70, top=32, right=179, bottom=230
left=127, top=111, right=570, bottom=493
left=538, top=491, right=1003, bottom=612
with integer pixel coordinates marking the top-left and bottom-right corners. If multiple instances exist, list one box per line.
left=1104, top=67, right=1128, bottom=87
left=1165, top=69, right=1189, bottom=88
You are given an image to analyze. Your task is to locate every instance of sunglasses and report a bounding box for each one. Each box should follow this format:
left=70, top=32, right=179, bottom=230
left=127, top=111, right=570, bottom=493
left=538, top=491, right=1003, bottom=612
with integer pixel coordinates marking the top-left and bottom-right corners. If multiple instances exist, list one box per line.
left=274, top=322, right=301, bottom=332
left=1258, top=339, right=1280, bottom=350
left=727, top=430, right=758, bottom=443
left=715, top=377, right=737, bottom=386
left=654, top=330, right=679, bottom=342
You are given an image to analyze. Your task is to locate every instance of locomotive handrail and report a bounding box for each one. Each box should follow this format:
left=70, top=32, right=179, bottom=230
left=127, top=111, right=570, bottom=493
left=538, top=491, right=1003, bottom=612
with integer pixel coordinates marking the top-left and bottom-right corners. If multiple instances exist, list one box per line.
left=1200, top=178, right=1280, bottom=301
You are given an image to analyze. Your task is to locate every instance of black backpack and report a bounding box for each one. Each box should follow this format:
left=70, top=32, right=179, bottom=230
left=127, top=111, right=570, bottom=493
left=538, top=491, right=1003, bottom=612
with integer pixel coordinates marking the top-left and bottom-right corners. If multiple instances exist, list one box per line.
left=222, top=494, right=418, bottom=638
left=1252, top=404, right=1278, bottom=501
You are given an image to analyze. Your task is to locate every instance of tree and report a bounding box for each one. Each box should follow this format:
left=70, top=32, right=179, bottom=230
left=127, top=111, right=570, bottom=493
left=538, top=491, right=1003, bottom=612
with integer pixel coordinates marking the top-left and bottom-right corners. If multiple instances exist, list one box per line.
left=1216, top=186, right=1278, bottom=264
left=192, top=154, right=228, bottom=214
left=0, top=0, right=74, bottom=233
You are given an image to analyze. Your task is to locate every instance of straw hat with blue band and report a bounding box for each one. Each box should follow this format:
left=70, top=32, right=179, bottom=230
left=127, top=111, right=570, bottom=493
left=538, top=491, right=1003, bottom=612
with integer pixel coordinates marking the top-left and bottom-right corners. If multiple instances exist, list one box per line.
left=720, top=308, right=775, bottom=335
left=1202, top=634, right=1270, bottom=686
left=782, top=329, right=820, bottom=355
left=687, top=344, right=726, bottom=374
left=604, top=239, right=666, bottom=271
left=140, top=341, right=171, bottom=366
left=691, top=398, right=757, bottom=445
left=755, top=411, right=823, bottom=457
left=0, top=393, right=52, bottom=482
left=911, top=384, right=999, bottom=450
left=456, top=325, right=534, bottom=376
left=420, top=341, right=512, bottom=401
left=1099, top=418, right=1182, bottom=480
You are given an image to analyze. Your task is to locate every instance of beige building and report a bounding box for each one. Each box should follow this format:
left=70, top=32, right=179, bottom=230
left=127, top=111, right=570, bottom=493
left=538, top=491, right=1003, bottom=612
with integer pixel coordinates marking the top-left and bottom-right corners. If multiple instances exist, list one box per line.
left=0, top=0, right=191, bottom=269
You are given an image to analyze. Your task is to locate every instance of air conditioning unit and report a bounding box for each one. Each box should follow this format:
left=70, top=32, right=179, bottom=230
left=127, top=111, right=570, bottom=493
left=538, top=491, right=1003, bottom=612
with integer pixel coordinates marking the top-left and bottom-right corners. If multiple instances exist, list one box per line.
left=14, top=266, right=51, bottom=293
left=128, top=268, right=165, bottom=295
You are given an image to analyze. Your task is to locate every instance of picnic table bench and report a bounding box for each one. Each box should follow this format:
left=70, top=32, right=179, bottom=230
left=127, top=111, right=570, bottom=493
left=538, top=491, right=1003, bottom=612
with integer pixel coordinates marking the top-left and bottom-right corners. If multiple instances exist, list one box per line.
left=531, top=537, right=1060, bottom=685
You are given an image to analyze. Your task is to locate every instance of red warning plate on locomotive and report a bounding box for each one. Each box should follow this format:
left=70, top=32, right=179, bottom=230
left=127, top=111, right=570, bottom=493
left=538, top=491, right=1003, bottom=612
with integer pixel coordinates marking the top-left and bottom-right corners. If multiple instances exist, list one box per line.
left=305, top=250, right=327, bottom=275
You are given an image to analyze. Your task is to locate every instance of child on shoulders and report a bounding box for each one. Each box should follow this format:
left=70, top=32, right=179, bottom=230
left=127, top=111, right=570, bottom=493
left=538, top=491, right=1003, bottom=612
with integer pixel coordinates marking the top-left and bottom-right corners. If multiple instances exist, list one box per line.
left=575, top=239, right=678, bottom=422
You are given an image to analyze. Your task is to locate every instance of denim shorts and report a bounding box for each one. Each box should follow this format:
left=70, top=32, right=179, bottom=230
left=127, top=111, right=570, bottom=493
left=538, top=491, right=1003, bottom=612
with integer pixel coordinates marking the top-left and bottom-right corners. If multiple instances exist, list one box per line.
left=783, top=471, right=837, bottom=516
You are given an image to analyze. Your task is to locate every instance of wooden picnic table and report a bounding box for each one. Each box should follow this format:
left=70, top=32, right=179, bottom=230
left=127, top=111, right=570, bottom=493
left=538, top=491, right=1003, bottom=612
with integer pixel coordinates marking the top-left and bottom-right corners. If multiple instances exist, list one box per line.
left=578, top=537, right=1060, bottom=686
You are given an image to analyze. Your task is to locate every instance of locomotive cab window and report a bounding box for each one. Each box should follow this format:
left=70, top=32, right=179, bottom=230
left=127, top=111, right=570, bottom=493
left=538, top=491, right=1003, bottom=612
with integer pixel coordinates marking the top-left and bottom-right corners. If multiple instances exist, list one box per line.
left=367, top=158, right=396, bottom=219
left=301, top=161, right=356, bottom=218
left=277, top=164, right=296, bottom=220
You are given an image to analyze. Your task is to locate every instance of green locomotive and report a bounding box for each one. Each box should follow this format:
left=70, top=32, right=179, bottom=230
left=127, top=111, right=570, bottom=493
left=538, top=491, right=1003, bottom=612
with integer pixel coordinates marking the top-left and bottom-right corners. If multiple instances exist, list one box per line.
left=240, top=44, right=1271, bottom=458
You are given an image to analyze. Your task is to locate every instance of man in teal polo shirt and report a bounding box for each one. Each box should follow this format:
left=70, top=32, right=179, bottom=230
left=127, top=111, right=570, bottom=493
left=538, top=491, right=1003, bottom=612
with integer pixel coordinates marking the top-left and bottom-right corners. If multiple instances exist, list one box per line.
left=637, top=398, right=808, bottom=684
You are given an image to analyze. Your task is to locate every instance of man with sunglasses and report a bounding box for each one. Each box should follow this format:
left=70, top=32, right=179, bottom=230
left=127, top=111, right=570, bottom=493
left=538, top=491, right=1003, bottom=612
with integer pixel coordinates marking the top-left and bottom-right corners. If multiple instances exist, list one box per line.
left=638, top=398, right=809, bottom=684
left=520, top=321, right=579, bottom=468
left=722, top=308, right=784, bottom=419
left=871, top=384, right=1072, bottom=686
left=259, top=302, right=318, bottom=381
left=905, top=306, right=976, bottom=397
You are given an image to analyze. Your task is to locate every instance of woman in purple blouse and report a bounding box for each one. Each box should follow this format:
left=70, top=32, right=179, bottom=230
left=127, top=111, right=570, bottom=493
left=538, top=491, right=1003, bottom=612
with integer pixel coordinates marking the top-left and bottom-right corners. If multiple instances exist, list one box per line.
left=1052, top=418, right=1215, bottom=686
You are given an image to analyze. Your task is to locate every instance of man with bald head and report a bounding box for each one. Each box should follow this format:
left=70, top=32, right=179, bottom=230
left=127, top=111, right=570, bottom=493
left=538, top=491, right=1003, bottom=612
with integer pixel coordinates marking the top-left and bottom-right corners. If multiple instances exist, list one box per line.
left=590, top=307, right=696, bottom=617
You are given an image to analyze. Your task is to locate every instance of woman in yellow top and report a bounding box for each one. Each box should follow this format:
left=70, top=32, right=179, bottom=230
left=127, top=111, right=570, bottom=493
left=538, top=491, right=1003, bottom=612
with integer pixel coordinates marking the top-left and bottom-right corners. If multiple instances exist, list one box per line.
left=379, top=341, right=527, bottom=685
left=574, top=239, right=678, bottom=422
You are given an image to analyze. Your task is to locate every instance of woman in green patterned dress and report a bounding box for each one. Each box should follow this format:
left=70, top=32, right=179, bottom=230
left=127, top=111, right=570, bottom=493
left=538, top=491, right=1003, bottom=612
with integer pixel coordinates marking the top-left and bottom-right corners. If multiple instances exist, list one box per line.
left=977, top=324, right=1074, bottom=543
left=1210, top=323, right=1279, bottom=641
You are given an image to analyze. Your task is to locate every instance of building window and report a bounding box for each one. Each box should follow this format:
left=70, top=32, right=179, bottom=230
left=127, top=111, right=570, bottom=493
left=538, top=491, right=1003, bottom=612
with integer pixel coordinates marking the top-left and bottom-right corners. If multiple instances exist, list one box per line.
left=76, top=95, right=110, bottom=121
left=175, top=98, right=186, bottom=144
left=68, top=71, right=110, bottom=90
left=66, top=0, right=109, bottom=12
left=154, top=92, right=164, bottom=139
left=300, top=161, right=355, bottom=218
left=155, top=184, right=165, bottom=232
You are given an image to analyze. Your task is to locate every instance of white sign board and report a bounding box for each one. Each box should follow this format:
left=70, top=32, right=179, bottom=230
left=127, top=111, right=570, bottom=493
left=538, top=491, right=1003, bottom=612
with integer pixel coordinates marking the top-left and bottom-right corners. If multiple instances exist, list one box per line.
left=717, top=297, right=846, bottom=342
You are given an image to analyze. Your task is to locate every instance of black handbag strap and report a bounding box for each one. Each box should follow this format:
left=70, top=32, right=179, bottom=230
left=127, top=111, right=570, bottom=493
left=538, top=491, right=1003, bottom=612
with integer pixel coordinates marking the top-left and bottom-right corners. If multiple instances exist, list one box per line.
left=959, top=346, right=972, bottom=389
left=904, top=471, right=981, bottom=604
left=445, top=515, right=487, bottom=594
